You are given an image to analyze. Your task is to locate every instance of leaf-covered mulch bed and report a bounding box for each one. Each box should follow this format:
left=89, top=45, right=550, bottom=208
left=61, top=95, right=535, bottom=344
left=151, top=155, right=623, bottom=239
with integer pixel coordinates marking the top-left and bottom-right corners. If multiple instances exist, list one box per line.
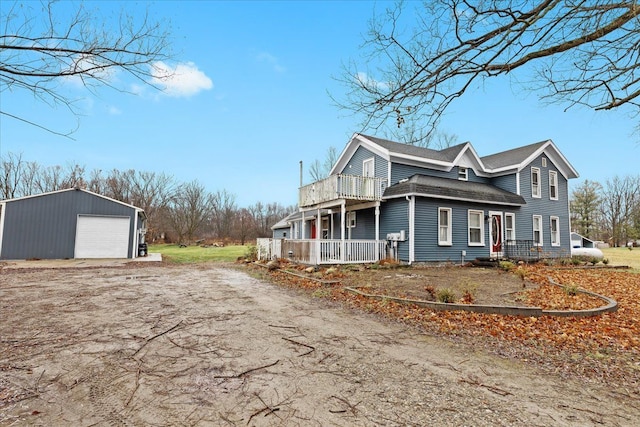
left=250, top=261, right=640, bottom=390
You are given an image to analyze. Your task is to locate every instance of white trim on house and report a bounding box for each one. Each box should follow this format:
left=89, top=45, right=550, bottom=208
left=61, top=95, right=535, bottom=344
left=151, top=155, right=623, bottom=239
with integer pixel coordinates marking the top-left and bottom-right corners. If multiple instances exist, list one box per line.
left=438, top=207, right=453, bottom=246
left=468, top=210, right=485, bottom=247
left=533, top=215, right=543, bottom=246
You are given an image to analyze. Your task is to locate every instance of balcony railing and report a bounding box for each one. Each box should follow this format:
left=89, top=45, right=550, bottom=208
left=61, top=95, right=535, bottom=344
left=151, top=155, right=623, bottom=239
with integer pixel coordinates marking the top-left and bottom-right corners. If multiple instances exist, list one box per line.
left=299, top=174, right=387, bottom=207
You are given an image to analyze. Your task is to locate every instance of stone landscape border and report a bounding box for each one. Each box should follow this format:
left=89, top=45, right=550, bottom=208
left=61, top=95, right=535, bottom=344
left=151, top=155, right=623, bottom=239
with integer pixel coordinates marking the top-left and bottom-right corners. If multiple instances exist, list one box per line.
left=261, top=264, right=618, bottom=318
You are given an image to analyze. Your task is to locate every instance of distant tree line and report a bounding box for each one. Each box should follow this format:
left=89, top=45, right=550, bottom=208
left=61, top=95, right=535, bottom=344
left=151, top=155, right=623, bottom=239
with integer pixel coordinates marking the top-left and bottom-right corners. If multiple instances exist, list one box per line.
left=571, top=175, right=640, bottom=247
left=0, top=152, right=295, bottom=245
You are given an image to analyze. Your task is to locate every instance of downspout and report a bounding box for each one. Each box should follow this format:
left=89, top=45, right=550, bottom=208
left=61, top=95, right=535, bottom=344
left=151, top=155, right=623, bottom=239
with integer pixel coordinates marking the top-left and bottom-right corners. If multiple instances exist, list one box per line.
left=406, top=195, right=415, bottom=264
left=375, top=202, right=380, bottom=261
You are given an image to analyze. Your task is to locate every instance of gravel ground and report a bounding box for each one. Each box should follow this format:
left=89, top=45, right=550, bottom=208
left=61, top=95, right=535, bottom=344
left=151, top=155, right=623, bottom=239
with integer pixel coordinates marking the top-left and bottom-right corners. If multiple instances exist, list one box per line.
left=1, top=263, right=638, bottom=426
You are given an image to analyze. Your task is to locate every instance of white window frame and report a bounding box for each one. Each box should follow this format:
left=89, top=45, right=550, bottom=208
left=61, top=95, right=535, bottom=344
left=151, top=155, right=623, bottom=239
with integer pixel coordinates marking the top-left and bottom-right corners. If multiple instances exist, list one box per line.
left=468, top=210, right=485, bottom=246
left=438, top=207, right=452, bottom=246
left=505, top=213, right=515, bottom=242
left=549, top=171, right=558, bottom=201
left=550, top=216, right=560, bottom=247
left=533, top=215, right=543, bottom=246
left=458, top=167, right=468, bottom=181
left=363, top=157, right=375, bottom=177
left=347, top=211, right=356, bottom=228
left=531, top=167, right=541, bottom=198
left=542, top=157, right=547, bottom=167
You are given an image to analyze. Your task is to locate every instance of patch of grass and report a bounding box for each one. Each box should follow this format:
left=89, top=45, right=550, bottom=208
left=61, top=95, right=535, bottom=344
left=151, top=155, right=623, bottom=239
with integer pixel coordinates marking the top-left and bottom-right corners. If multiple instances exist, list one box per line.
left=600, top=247, right=640, bottom=272
left=149, top=244, right=248, bottom=263
left=436, top=288, right=457, bottom=303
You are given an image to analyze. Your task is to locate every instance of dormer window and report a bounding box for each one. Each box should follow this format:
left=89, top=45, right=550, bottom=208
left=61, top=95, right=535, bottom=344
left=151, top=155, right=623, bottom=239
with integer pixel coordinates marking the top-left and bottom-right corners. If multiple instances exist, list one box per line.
left=458, top=167, right=468, bottom=181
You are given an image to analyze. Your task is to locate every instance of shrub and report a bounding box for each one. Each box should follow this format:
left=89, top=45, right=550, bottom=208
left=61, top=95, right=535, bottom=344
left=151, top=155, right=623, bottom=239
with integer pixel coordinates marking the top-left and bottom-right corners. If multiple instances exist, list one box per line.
left=602, top=258, right=609, bottom=265
left=564, top=285, right=579, bottom=296
left=436, top=288, right=457, bottom=303
left=589, top=257, right=600, bottom=266
left=244, top=245, right=258, bottom=261
left=499, top=261, right=516, bottom=271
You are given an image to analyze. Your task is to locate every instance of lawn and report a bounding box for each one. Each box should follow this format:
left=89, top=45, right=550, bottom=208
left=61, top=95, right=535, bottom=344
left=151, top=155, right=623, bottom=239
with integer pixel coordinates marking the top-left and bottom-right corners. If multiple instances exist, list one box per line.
left=601, top=246, right=640, bottom=271
left=148, top=243, right=250, bottom=263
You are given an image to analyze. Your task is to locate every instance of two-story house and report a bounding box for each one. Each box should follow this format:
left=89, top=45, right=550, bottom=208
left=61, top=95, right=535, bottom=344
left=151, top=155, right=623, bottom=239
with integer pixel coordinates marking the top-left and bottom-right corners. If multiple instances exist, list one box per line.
left=265, top=133, right=578, bottom=265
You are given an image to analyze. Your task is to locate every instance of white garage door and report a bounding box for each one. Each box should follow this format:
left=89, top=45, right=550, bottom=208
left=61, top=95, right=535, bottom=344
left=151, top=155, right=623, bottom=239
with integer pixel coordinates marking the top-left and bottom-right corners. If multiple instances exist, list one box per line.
left=75, top=215, right=131, bottom=258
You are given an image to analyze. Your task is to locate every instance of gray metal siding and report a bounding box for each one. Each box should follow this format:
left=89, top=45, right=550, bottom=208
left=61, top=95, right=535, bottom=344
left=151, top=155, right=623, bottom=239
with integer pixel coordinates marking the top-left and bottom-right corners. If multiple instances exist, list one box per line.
left=273, top=228, right=288, bottom=239
left=338, top=146, right=388, bottom=179
left=516, top=155, right=572, bottom=257
left=1, top=190, right=137, bottom=259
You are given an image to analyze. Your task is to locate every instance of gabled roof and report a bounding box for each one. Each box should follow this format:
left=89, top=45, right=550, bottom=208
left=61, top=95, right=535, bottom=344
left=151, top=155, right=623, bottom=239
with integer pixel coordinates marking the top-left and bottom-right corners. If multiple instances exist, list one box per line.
left=330, top=133, right=579, bottom=180
left=383, top=175, right=526, bottom=206
left=0, top=187, right=145, bottom=215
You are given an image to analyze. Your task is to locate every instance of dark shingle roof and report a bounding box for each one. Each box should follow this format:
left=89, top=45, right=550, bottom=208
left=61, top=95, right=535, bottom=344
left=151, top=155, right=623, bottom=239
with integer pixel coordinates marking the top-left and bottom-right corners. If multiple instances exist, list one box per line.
left=383, top=175, right=526, bottom=206
left=481, top=141, right=548, bottom=170
left=359, top=134, right=467, bottom=163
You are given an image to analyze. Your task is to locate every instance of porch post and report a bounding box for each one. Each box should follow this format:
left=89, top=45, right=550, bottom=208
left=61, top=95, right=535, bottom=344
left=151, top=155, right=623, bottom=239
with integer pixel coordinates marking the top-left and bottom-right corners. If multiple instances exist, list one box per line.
left=316, top=208, right=321, bottom=264
left=375, top=202, right=380, bottom=261
left=409, top=196, right=415, bottom=264
left=341, top=201, right=346, bottom=263
left=301, top=211, right=305, bottom=239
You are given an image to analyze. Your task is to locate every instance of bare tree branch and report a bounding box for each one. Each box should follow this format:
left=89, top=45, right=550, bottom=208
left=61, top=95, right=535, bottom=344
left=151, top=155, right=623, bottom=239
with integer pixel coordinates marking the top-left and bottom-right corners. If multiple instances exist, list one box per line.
left=336, top=0, right=640, bottom=136
left=0, top=0, right=172, bottom=135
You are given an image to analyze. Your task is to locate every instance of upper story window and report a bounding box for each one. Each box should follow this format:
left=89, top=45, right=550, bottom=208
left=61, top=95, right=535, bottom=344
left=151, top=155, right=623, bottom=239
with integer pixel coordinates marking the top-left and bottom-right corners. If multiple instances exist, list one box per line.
left=468, top=210, right=484, bottom=246
left=549, top=171, right=558, bottom=200
left=438, top=207, right=452, bottom=246
left=363, top=158, right=375, bottom=178
left=458, top=167, right=468, bottom=181
left=542, top=157, right=547, bottom=167
left=531, top=167, right=541, bottom=198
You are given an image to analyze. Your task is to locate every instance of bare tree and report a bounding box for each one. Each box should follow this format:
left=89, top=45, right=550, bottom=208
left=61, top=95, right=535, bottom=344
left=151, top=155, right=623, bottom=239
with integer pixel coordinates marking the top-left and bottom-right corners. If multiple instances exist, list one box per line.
left=309, top=146, right=339, bottom=182
left=338, top=1, right=640, bottom=136
left=210, top=190, right=237, bottom=240
left=129, top=171, right=176, bottom=241
left=0, top=152, right=25, bottom=199
left=165, top=180, right=212, bottom=245
left=1, top=0, right=171, bottom=136
left=600, top=175, right=640, bottom=246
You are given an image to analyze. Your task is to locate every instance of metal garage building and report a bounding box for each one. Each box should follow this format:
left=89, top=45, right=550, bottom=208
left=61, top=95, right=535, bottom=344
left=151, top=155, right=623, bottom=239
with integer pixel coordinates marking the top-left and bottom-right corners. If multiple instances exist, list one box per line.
left=0, top=187, right=146, bottom=260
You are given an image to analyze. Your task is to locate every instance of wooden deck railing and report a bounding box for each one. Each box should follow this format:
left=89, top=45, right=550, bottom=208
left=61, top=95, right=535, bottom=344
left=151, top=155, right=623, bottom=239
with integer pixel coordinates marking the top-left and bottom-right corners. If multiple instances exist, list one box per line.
left=299, top=174, right=387, bottom=207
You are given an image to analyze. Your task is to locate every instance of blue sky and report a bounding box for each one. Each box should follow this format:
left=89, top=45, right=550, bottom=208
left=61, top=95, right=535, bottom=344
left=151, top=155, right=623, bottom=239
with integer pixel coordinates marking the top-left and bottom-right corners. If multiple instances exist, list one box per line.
left=1, top=1, right=638, bottom=208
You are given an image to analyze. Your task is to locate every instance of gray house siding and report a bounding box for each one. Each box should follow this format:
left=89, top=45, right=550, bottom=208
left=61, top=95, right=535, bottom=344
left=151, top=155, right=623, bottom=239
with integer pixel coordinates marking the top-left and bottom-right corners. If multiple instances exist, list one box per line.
left=1, top=190, right=139, bottom=260
left=515, top=155, right=571, bottom=257
left=390, top=163, right=488, bottom=186
left=273, top=227, right=289, bottom=239
left=379, top=199, right=410, bottom=261
left=338, top=146, right=388, bottom=179
left=491, top=174, right=518, bottom=194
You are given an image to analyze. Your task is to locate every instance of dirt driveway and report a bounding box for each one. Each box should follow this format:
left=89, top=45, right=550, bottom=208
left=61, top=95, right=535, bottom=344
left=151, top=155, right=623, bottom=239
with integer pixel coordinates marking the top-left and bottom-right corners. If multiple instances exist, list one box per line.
left=1, top=264, right=638, bottom=426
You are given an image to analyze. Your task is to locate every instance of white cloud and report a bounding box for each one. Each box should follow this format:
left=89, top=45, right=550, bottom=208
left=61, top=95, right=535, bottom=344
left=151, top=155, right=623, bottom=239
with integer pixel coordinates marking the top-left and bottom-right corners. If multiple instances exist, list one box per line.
left=107, top=106, right=122, bottom=115
left=257, top=52, right=286, bottom=73
left=150, top=61, right=213, bottom=97
left=355, top=72, right=390, bottom=92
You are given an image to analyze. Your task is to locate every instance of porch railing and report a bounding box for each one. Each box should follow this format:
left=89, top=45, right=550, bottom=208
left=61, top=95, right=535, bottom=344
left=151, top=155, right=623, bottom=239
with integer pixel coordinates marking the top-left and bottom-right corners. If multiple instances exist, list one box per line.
left=299, top=174, right=387, bottom=207
left=504, top=240, right=541, bottom=261
left=257, top=238, right=387, bottom=265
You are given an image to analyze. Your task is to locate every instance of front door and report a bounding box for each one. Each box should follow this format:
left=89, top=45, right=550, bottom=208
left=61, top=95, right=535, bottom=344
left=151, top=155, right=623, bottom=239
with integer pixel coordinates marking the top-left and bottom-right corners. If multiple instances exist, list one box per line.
left=489, top=211, right=503, bottom=258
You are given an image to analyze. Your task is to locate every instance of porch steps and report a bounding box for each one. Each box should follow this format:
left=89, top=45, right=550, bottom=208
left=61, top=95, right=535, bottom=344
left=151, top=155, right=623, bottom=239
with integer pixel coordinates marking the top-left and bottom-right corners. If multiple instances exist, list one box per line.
left=472, top=257, right=500, bottom=268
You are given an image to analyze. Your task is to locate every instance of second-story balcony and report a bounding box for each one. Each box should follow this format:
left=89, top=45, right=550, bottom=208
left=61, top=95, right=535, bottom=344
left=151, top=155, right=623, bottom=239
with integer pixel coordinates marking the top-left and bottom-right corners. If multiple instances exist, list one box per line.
left=299, top=174, right=387, bottom=208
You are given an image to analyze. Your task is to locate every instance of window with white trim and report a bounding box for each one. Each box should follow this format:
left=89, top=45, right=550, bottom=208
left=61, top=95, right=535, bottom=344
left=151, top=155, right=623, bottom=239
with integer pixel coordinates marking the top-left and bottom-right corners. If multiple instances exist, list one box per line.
left=505, top=213, right=515, bottom=241
left=550, top=216, right=560, bottom=246
left=347, top=211, right=356, bottom=228
left=531, top=167, right=541, bottom=198
left=458, top=167, right=468, bottom=181
left=468, top=210, right=484, bottom=246
left=438, top=208, right=452, bottom=246
left=549, top=171, right=558, bottom=200
left=533, top=215, right=543, bottom=246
